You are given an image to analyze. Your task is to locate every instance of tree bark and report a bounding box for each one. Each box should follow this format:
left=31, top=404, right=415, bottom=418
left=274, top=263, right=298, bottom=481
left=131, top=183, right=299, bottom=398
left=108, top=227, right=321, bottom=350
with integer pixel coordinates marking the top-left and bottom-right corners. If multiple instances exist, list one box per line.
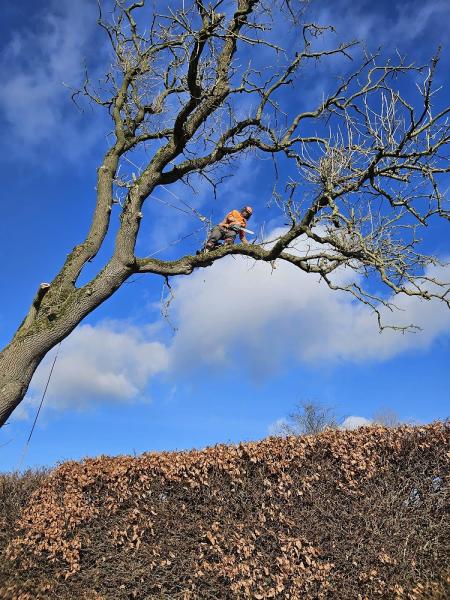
left=0, top=262, right=131, bottom=426
left=0, top=341, right=49, bottom=426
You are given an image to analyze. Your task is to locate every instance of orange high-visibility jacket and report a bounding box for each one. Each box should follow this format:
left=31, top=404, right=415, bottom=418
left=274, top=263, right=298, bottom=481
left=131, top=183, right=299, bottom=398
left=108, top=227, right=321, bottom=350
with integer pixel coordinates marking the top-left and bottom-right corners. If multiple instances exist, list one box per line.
left=220, top=210, right=247, bottom=241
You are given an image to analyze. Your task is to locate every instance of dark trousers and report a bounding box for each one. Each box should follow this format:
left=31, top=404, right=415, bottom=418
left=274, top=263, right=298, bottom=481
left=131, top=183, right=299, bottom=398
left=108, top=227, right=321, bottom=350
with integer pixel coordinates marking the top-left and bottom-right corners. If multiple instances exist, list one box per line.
left=206, top=225, right=236, bottom=248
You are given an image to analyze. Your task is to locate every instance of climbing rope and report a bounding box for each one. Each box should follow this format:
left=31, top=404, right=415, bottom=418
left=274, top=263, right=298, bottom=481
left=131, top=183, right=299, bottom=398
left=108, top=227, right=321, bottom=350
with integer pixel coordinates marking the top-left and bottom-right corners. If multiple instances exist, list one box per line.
left=121, top=155, right=211, bottom=226
left=13, top=187, right=212, bottom=468
left=125, top=181, right=213, bottom=283
left=17, top=342, right=62, bottom=470
left=146, top=225, right=206, bottom=258
left=159, top=184, right=211, bottom=225
left=124, top=225, right=206, bottom=286
left=148, top=186, right=211, bottom=227
left=149, top=193, right=199, bottom=218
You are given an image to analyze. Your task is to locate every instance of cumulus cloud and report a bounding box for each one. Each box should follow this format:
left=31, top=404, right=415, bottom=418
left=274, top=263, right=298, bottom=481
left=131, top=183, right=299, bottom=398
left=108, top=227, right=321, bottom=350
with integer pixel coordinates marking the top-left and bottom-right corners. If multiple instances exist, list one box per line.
left=168, top=229, right=450, bottom=375
left=268, top=415, right=373, bottom=434
left=0, top=0, right=103, bottom=158
left=268, top=418, right=289, bottom=436
left=27, top=321, right=169, bottom=412
left=340, top=416, right=372, bottom=430
left=315, top=0, right=450, bottom=49
left=18, top=228, right=450, bottom=414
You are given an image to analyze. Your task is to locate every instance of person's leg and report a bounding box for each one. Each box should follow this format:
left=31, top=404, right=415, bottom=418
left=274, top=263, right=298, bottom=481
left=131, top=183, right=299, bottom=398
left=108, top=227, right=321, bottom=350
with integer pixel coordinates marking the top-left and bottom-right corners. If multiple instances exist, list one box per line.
left=223, top=230, right=236, bottom=245
left=204, top=226, right=223, bottom=250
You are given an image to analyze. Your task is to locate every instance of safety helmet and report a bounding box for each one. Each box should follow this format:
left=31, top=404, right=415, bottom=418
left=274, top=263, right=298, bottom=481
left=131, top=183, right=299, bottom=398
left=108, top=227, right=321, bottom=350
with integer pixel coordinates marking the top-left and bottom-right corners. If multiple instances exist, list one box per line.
left=241, top=205, right=253, bottom=217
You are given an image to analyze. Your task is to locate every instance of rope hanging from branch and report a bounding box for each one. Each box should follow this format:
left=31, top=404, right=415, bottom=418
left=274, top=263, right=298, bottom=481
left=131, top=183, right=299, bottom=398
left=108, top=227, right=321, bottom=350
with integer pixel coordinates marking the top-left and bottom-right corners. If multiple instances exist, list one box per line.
left=17, top=342, right=62, bottom=470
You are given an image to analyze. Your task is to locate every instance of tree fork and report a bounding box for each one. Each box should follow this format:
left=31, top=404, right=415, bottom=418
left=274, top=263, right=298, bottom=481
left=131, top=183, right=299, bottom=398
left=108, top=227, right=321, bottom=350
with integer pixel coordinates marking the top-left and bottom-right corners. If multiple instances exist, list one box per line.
left=21, top=283, right=51, bottom=330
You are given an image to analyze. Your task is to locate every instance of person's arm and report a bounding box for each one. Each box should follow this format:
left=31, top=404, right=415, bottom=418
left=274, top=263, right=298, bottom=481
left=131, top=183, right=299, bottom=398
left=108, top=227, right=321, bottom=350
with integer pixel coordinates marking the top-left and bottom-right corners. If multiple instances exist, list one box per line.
left=220, top=211, right=248, bottom=241
left=220, top=211, right=236, bottom=228
left=225, top=211, right=248, bottom=242
left=239, top=229, right=248, bottom=243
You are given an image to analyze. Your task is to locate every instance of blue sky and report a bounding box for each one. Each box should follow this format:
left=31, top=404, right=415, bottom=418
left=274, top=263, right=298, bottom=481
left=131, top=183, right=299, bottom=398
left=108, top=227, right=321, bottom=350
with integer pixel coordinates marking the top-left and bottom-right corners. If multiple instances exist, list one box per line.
left=0, top=0, right=449, bottom=472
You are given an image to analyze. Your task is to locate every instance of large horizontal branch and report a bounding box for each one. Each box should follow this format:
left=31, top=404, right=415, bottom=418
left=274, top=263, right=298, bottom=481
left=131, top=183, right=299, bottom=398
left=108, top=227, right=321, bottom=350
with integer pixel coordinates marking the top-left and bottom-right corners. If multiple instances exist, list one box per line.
left=134, top=241, right=331, bottom=276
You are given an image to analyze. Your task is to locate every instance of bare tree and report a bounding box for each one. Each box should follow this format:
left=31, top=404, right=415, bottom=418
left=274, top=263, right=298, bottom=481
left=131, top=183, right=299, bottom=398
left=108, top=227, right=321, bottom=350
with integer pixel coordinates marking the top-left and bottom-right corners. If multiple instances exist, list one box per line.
left=274, top=400, right=338, bottom=436
left=372, top=408, right=403, bottom=428
left=1, top=0, right=449, bottom=426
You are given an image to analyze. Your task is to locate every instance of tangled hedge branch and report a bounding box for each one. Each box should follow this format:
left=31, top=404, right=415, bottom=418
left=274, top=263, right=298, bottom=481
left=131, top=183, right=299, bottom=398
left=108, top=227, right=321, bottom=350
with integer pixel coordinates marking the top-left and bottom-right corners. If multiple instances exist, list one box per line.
left=1, top=423, right=449, bottom=599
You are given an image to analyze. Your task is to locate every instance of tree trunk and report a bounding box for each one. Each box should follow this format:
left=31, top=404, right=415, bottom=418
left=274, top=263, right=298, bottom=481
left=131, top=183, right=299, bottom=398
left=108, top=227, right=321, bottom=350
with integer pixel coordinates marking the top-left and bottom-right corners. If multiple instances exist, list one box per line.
left=0, top=341, right=47, bottom=426
left=0, top=262, right=131, bottom=427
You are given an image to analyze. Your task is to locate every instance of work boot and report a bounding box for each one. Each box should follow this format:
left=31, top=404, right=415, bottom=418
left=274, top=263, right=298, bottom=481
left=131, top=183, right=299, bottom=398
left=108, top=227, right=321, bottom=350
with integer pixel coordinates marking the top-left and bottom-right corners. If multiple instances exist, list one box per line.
left=196, top=243, right=213, bottom=255
left=205, top=241, right=218, bottom=251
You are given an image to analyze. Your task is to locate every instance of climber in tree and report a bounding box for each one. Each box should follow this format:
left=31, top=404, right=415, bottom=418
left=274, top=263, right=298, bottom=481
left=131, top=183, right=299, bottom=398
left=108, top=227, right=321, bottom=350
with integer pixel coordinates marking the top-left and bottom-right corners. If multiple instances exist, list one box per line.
left=202, top=206, right=253, bottom=252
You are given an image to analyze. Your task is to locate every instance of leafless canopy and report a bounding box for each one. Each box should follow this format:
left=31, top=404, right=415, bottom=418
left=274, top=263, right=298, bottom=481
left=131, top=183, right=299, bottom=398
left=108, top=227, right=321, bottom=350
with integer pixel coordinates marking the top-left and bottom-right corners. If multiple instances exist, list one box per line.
left=76, top=0, right=450, bottom=326
left=274, top=400, right=338, bottom=436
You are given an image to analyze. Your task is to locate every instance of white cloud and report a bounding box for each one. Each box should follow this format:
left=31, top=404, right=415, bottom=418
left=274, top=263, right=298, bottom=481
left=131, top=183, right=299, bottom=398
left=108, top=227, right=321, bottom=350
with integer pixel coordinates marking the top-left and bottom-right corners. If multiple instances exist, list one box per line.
left=8, top=401, right=33, bottom=423
left=268, top=418, right=289, bottom=436
left=268, top=415, right=373, bottom=434
left=18, top=229, right=450, bottom=415
left=168, top=229, right=450, bottom=374
left=340, top=416, right=372, bottom=430
left=315, top=0, right=450, bottom=49
left=0, top=0, right=103, bottom=158
left=27, top=321, right=169, bottom=412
